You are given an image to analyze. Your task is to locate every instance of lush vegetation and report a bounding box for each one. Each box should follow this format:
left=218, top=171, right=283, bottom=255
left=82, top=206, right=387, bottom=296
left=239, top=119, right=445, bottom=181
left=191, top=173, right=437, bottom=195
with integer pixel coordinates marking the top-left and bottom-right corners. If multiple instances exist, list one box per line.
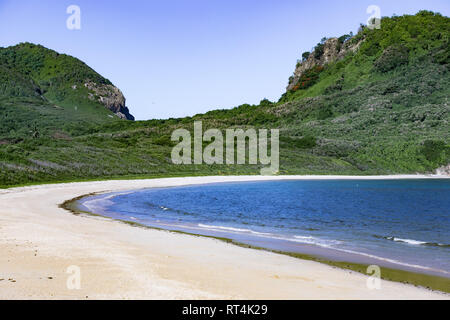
left=0, top=11, right=449, bottom=187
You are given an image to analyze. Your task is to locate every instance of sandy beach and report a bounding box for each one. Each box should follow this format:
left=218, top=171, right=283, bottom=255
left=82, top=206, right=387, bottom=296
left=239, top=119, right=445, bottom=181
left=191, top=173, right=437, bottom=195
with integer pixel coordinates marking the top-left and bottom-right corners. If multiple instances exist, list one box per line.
left=0, top=175, right=448, bottom=300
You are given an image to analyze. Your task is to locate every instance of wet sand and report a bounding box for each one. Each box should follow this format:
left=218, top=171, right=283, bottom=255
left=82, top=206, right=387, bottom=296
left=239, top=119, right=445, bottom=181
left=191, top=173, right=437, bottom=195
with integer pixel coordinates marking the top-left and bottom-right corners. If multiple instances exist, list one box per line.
left=0, top=176, right=448, bottom=299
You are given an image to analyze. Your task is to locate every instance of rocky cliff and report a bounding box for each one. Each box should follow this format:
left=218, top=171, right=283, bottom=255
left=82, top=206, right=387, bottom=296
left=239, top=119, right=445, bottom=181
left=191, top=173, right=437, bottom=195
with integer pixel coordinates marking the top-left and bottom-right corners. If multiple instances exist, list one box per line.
left=0, top=43, right=135, bottom=121
left=287, top=37, right=363, bottom=91
left=436, top=164, right=450, bottom=176
left=84, top=82, right=134, bottom=120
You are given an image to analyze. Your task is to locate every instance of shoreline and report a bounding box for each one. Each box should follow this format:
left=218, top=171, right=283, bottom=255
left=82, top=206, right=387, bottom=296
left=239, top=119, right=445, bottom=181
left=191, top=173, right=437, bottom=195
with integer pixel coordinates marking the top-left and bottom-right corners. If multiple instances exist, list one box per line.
left=67, top=181, right=450, bottom=293
left=1, top=173, right=449, bottom=190
left=1, top=175, right=449, bottom=299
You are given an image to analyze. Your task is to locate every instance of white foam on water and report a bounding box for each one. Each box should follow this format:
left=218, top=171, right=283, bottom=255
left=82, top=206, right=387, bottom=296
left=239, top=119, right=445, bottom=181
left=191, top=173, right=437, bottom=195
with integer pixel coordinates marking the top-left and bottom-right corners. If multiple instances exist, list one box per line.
left=382, top=236, right=449, bottom=248
left=83, top=192, right=450, bottom=277
left=198, top=224, right=273, bottom=236
left=392, top=237, right=427, bottom=245
left=292, top=235, right=342, bottom=246
left=197, top=224, right=339, bottom=246
left=196, top=223, right=449, bottom=275
left=330, top=246, right=449, bottom=274
left=81, top=191, right=132, bottom=214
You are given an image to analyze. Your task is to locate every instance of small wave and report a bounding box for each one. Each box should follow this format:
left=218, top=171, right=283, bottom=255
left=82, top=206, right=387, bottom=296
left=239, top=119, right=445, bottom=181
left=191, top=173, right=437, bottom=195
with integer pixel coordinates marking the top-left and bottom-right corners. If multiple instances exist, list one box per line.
left=423, top=242, right=450, bottom=248
left=198, top=224, right=273, bottom=236
left=388, top=237, right=427, bottom=245
left=375, top=235, right=449, bottom=248
left=289, top=235, right=342, bottom=247
left=195, top=226, right=448, bottom=274
left=331, top=247, right=448, bottom=274
left=197, top=224, right=339, bottom=247
left=294, top=236, right=314, bottom=240
left=81, top=191, right=133, bottom=213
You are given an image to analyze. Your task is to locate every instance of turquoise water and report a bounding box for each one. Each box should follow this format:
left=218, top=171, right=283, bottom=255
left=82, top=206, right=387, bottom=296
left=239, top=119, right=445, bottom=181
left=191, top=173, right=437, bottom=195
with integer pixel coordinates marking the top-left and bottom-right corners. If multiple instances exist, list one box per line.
left=80, top=179, right=450, bottom=277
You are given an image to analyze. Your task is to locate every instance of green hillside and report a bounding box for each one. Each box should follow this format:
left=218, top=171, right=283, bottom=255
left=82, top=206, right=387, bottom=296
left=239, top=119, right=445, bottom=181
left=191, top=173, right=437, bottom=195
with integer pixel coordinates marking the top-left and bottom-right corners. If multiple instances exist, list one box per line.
left=0, top=11, right=449, bottom=187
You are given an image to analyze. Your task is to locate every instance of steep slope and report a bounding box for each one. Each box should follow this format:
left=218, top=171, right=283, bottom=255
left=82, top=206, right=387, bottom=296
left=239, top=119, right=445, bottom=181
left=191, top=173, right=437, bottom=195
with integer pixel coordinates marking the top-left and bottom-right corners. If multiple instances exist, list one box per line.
left=0, top=43, right=134, bottom=120
left=0, top=11, right=449, bottom=187
left=274, top=10, right=450, bottom=173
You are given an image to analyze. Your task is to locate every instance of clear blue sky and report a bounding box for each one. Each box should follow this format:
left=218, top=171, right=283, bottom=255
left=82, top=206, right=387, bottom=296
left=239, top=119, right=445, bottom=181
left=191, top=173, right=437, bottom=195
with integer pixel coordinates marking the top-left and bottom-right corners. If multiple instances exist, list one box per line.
left=1, top=0, right=449, bottom=120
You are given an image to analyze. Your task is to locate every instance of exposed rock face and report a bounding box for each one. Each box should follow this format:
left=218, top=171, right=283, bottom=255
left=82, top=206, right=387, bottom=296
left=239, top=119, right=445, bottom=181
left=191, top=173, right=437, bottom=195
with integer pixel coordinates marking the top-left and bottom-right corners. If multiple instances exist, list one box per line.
left=287, top=37, right=363, bottom=91
left=84, top=82, right=135, bottom=120
left=436, top=164, right=450, bottom=176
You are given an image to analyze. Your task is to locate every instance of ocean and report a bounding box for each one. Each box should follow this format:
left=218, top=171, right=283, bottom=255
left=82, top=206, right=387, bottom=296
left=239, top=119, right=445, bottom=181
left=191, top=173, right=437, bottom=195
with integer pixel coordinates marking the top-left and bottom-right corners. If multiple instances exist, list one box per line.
left=79, top=179, right=450, bottom=277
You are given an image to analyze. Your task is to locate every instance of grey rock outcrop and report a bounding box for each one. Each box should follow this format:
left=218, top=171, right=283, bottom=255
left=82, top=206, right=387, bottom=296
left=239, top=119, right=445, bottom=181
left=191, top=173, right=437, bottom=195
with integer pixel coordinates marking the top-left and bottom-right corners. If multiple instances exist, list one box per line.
left=436, top=164, right=450, bottom=176
left=287, top=37, right=363, bottom=91
left=84, top=81, right=135, bottom=120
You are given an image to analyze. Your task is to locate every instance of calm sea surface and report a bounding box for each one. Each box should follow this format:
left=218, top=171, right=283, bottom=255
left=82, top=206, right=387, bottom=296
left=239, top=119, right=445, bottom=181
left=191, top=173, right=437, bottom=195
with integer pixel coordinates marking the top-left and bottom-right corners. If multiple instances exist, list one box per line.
left=80, top=179, right=450, bottom=277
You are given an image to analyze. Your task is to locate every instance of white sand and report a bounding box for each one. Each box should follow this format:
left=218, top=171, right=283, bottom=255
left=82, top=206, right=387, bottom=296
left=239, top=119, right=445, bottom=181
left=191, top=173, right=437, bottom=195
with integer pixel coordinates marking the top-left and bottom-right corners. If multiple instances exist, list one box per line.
left=0, top=175, right=448, bottom=300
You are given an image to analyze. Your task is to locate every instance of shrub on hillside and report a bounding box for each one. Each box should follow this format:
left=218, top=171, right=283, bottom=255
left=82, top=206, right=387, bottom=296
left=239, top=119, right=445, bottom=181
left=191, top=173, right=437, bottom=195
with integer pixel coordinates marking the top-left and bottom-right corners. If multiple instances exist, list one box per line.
left=302, top=52, right=310, bottom=61
left=374, top=45, right=410, bottom=72
left=421, top=140, right=449, bottom=163
left=153, top=135, right=174, bottom=147
left=314, top=43, right=325, bottom=59
left=281, top=135, right=317, bottom=149
left=291, top=65, right=324, bottom=92
left=432, top=42, right=450, bottom=65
